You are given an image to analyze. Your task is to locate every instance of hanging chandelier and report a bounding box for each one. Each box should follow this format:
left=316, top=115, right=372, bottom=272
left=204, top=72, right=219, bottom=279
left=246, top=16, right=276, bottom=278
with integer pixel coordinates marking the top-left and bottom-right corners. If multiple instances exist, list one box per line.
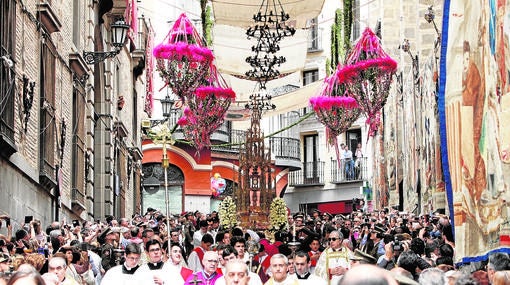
left=246, top=0, right=296, bottom=47
left=244, top=0, right=295, bottom=93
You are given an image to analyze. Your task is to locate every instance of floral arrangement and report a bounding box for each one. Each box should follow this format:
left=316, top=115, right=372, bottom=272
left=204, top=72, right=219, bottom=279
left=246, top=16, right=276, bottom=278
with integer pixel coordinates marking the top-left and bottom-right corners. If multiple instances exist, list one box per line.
left=177, top=68, right=236, bottom=151
left=153, top=13, right=213, bottom=101
left=268, top=198, right=289, bottom=232
left=145, top=123, right=175, bottom=145
left=310, top=70, right=361, bottom=167
left=153, top=42, right=213, bottom=62
left=218, top=196, right=237, bottom=231
left=336, top=27, right=397, bottom=136
left=309, top=95, right=357, bottom=110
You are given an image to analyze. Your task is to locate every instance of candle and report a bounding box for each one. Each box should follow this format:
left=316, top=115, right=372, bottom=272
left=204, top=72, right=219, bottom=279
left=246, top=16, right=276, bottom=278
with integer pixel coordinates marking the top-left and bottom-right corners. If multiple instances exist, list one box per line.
left=292, top=223, right=296, bottom=237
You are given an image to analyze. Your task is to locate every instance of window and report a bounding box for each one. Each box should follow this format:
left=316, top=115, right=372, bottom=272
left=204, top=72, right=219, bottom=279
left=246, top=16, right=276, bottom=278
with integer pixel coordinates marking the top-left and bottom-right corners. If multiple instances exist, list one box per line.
left=352, top=0, right=360, bottom=41
left=72, top=0, right=81, bottom=48
left=72, top=83, right=86, bottom=203
left=346, top=128, right=361, bottom=153
left=40, top=41, right=57, bottom=183
left=307, top=18, right=321, bottom=51
left=304, top=134, right=319, bottom=181
left=0, top=0, right=16, bottom=156
left=303, top=69, right=319, bottom=86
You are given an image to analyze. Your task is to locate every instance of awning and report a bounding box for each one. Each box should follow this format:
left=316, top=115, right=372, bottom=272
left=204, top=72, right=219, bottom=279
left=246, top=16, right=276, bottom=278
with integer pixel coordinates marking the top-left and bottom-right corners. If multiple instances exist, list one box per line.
left=211, top=0, right=326, bottom=29
left=263, top=80, right=322, bottom=117
left=212, top=25, right=308, bottom=76
left=223, top=80, right=322, bottom=121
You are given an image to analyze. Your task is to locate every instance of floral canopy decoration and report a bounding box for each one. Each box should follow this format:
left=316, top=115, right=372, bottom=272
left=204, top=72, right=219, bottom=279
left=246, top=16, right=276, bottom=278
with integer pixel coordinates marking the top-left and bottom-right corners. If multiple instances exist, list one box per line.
left=310, top=69, right=361, bottom=166
left=336, top=27, right=397, bottom=136
left=177, top=66, right=236, bottom=151
left=153, top=13, right=214, bottom=101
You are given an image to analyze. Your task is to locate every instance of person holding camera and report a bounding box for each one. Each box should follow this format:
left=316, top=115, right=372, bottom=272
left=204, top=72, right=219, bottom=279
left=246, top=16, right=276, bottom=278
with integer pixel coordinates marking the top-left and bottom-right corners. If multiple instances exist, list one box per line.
left=376, top=237, right=401, bottom=271
left=367, top=226, right=385, bottom=260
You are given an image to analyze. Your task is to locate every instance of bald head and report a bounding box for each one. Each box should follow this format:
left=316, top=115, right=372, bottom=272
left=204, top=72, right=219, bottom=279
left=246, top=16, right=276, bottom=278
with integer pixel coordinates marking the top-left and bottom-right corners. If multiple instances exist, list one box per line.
left=225, top=259, right=250, bottom=285
left=339, top=264, right=397, bottom=285
left=202, top=251, right=220, bottom=275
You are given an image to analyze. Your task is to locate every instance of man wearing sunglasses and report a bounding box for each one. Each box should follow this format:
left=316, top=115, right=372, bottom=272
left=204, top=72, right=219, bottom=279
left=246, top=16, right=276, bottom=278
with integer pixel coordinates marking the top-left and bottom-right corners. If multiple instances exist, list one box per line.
left=313, top=230, right=353, bottom=285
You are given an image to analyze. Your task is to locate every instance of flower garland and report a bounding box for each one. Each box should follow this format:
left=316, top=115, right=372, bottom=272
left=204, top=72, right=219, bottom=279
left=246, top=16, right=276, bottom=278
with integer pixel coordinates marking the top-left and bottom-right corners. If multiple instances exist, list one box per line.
left=153, top=42, right=214, bottom=62
left=268, top=198, right=289, bottom=232
left=309, top=96, right=357, bottom=110
left=218, top=196, right=237, bottom=231
left=153, top=13, right=214, bottom=101
left=338, top=27, right=397, bottom=137
left=177, top=86, right=236, bottom=151
left=310, top=71, right=361, bottom=146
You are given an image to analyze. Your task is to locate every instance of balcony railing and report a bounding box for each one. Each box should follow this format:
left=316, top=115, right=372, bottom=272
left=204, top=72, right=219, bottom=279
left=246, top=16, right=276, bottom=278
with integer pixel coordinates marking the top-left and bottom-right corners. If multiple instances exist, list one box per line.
left=71, top=188, right=85, bottom=207
left=270, top=137, right=299, bottom=160
left=330, top=157, right=368, bottom=183
left=270, top=136, right=301, bottom=170
left=210, top=129, right=245, bottom=153
left=160, top=116, right=301, bottom=164
left=288, top=161, right=325, bottom=186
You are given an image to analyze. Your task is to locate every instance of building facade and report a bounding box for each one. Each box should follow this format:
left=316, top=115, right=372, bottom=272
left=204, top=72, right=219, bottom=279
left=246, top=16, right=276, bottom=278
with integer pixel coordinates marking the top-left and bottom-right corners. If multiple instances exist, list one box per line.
left=0, top=0, right=149, bottom=229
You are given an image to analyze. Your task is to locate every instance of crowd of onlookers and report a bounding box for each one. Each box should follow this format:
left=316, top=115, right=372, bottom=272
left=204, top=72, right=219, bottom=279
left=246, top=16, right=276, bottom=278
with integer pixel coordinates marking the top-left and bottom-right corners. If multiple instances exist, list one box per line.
left=0, top=206, right=510, bottom=284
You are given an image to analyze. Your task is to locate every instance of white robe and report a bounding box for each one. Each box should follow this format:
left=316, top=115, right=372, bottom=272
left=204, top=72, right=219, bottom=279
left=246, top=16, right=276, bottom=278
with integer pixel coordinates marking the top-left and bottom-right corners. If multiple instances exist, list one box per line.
left=133, top=262, right=183, bottom=285
left=313, top=247, right=353, bottom=285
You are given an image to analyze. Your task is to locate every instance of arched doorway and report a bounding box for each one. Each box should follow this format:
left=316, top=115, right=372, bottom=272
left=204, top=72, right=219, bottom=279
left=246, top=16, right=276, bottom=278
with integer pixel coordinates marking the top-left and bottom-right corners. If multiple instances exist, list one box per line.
left=141, top=163, right=184, bottom=215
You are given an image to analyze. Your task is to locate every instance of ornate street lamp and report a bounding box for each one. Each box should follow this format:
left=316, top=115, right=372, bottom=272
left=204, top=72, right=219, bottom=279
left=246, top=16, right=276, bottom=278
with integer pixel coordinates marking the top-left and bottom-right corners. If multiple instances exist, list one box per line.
left=424, top=6, right=440, bottom=38
left=83, top=18, right=129, bottom=64
left=144, top=113, right=177, bottom=252
left=161, top=95, right=176, bottom=119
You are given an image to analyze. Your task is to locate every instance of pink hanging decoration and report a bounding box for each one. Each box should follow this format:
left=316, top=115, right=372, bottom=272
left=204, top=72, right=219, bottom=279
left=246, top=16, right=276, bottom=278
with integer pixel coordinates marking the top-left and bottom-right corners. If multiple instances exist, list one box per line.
left=336, top=27, right=397, bottom=136
left=177, top=66, right=236, bottom=151
left=310, top=69, right=361, bottom=167
left=153, top=13, right=214, bottom=101
left=310, top=69, right=361, bottom=144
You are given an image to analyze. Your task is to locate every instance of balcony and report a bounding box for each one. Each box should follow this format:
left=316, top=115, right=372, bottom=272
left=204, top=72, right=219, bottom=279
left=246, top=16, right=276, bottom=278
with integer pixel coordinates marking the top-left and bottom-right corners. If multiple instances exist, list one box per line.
left=270, top=137, right=301, bottom=170
left=36, top=1, right=62, bottom=33
left=210, top=129, right=245, bottom=154
left=288, top=161, right=325, bottom=187
left=71, top=188, right=86, bottom=213
left=132, top=17, right=148, bottom=78
left=330, top=157, right=368, bottom=183
left=39, top=159, right=56, bottom=192
left=0, top=59, right=17, bottom=158
left=156, top=115, right=301, bottom=167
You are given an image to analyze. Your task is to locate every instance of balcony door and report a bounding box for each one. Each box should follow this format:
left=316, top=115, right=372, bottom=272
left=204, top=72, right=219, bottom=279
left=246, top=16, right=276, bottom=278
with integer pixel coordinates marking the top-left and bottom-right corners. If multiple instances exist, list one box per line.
left=304, top=134, right=319, bottom=183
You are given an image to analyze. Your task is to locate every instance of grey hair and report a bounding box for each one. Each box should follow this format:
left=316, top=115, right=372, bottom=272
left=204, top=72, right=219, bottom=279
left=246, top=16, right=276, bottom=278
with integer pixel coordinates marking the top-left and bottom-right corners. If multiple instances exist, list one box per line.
left=270, top=253, right=289, bottom=265
left=418, top=267, right=446, bottom=285
left=48, top=256, right=67, bottom=267
left=329, top=230, right=344, bottom=240
left=225, top=259, right=249, bottom=275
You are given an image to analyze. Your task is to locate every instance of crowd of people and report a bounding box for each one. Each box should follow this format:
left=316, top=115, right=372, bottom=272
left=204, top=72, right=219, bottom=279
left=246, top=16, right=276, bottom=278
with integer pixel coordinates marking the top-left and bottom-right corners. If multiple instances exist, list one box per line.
left=0, top=206, right=509, bottom=285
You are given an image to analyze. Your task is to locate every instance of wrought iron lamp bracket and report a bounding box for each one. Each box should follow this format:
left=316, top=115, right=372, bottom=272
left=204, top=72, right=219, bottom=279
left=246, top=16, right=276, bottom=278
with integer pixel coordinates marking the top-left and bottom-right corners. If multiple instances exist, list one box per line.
left=83, top=49, right=121, bottom=65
